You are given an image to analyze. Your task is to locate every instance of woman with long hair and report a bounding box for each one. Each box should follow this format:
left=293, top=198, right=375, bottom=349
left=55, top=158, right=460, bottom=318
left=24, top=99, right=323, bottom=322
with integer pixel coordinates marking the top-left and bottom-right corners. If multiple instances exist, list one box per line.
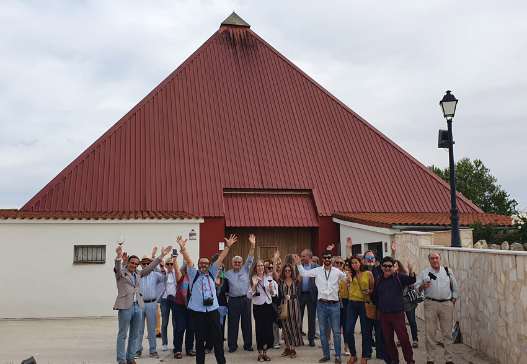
left=277, top=263, right=304, bottom=358
left=394, top=260, right=419, bottom=348
left=248, top=260, right=278, bottom=361
left=345, top=256, right=374, bottom=364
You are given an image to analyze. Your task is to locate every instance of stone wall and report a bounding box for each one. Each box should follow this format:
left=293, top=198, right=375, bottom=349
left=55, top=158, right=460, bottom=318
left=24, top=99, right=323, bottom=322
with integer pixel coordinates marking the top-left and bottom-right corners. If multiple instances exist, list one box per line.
left=416, top=246, right=527, bottom=364
left=431, top=228, right=474, bottom=248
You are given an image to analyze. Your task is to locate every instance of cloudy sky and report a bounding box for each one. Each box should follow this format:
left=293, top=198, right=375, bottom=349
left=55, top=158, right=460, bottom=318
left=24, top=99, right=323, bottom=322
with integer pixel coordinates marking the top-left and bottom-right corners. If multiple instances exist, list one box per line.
left=1, top=1, right=525, bottom=210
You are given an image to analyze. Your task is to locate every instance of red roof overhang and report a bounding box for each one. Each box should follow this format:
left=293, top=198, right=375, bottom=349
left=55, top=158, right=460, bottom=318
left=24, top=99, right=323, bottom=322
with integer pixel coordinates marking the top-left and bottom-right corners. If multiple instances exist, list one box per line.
left=0, top=209, right=198, bottom=221
left=224, top=192, right=319, bottom=227
left=333, top=212, right=513, bottom=228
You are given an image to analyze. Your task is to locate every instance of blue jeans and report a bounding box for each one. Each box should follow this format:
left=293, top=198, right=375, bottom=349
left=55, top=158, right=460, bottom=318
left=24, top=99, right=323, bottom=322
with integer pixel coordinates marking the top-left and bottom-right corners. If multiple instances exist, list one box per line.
left=345, top=301, right=372, bottom=358
left=138, top=302, right=158, bottom=353
left=117, top=302, right=143, bottom=362
left=160, top=299, right=176, bottom=349
left=405, top=308, right=418, bottom=342
left=317, top=302, right=341, bottom=359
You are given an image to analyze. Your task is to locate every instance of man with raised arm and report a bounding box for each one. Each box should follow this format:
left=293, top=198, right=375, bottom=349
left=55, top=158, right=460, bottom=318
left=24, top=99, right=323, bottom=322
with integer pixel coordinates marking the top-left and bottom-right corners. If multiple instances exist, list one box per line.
left=113, top=244, right=172, bottom=364
left=180, top=234, right=238, bottom=364
left=224, top=234, right=256, bottom=352
left=294, top=249, right=347, bottom=364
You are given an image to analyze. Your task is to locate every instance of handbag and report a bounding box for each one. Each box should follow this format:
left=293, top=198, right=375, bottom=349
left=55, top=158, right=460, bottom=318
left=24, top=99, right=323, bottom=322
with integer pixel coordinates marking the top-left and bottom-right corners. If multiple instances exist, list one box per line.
left=364, top=301, right=377, bottom=320
left=403, top=286, right=424, bottom=312
left=279, top=301, right=289, bottom=320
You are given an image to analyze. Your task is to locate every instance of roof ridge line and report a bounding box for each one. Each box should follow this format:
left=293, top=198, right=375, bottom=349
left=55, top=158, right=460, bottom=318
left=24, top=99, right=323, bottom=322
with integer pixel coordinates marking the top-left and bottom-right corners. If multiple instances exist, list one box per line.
left=246, top=29, right=482, bottom=213
left=22, top=30, right=222, bottom=211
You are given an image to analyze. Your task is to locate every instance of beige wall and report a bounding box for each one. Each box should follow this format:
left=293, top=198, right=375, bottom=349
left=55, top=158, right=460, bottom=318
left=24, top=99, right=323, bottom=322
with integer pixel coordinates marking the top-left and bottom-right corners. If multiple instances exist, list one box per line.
left=396, top=240, right=527, bottom=364
left=432, top=229, right=474, bottom=248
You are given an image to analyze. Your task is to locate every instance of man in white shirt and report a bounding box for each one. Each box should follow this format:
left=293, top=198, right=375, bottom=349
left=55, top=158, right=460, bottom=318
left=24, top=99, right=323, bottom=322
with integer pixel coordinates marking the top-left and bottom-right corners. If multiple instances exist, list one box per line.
left=415, top=252, right=459, bottom=364
left=295, top=251, right=347, bottom=364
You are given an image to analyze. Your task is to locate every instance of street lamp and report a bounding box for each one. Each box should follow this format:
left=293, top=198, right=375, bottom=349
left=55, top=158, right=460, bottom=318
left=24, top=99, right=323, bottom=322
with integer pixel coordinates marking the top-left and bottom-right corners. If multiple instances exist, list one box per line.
left=439, top=90, right=461, bottom=247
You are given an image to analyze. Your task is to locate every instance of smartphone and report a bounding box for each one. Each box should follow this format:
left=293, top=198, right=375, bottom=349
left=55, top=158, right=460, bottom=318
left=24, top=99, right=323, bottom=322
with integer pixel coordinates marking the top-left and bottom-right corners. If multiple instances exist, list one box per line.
left=172, top=247, right=179, bottom=257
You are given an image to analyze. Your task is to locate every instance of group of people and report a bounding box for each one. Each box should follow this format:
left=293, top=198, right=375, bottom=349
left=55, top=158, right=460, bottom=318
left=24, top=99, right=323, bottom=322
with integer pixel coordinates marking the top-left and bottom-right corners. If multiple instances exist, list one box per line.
left=113, top=235, right=459, bottom=364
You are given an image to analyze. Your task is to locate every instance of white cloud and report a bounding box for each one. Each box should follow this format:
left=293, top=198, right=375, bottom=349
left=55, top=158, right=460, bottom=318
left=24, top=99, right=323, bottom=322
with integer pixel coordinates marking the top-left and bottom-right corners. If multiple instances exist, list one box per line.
left=0, top=0, right=526, bottom=209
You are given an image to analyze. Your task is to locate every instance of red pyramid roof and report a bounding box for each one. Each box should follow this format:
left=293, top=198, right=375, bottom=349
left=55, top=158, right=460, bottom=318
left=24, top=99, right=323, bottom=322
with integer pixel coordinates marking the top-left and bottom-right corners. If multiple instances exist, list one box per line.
left=21, top=18, right=482, bottom=217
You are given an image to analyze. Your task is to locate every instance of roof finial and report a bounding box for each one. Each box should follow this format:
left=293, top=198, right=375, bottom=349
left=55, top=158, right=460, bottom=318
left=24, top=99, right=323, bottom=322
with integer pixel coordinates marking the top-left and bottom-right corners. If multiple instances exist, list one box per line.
left=221, top=11, right=250, bottom=28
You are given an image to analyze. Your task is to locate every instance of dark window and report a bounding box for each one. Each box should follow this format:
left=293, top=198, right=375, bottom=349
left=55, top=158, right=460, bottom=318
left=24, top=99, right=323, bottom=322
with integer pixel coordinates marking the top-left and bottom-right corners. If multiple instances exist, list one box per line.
left=74, top=245, right=106, bottom=264
left=352, top=244, right=362, bottom=256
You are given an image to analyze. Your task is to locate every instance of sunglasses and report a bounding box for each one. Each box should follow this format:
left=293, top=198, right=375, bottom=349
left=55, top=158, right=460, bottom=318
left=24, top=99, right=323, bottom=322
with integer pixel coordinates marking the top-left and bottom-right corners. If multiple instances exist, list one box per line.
left=334, top=261, right=344, bottom=265
left=382, top=264, right=393, bottom=268
left=323, top=256, right=332, bottom=260
left=365, top=256, right=375, bottom=261
left=267, top=266, right=274, bottom=270
left=166, top=263, right=174, bottom=266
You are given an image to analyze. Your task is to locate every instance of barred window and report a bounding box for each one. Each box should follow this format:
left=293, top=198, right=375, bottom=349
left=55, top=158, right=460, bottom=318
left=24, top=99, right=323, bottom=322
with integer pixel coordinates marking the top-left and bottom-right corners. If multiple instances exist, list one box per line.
left=74, top=245, right=106, bottom=264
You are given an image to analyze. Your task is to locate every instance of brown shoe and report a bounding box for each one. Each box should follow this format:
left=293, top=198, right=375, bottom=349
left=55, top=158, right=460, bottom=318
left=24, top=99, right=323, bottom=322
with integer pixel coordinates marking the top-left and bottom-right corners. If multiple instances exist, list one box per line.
left=281, top=349, right=291, bottom=357
left=126, top=361, right=137, bottom=364
left=347, top=357, right=357, bottom=364
left=174, top=352, right=183, bottom=359
left=289, top=349, right=297, bottom=359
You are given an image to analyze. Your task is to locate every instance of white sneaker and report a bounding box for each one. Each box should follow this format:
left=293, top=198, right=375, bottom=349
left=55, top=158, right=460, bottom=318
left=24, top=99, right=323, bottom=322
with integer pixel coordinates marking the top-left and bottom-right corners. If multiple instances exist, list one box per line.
left=162, top=345, right=168, bottom=352
left=273, top=344, right=280, bottom=349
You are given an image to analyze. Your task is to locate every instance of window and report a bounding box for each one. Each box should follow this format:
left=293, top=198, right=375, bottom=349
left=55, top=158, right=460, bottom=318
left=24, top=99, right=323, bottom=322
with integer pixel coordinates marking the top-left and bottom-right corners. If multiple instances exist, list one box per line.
left=74, top=245, right=106, bottom=264
left=352, top=244, right=362, bottom=256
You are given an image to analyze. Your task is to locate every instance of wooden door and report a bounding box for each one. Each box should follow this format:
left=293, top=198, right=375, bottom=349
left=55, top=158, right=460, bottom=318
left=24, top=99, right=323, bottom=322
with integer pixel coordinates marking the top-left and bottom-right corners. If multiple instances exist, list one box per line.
left=223, top=228, right=314, bottom=269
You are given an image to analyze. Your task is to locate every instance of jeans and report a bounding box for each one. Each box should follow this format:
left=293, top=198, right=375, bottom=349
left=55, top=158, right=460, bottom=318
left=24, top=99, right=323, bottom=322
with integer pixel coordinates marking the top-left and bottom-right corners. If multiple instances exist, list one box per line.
left=405, top=308, right=418, bottom=342
left=160, top=298, right=176, bottom=349
left=317, top=302, right=341, bottom=359
left=138, top=302, right=158, bottom=353
left=116, top=303, right=143, bottom=362
left=346, top=300, right=372, bottom=358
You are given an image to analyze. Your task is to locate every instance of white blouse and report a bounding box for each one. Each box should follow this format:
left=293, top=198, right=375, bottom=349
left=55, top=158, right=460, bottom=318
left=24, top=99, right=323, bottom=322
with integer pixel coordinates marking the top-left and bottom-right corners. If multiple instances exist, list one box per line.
left=247, top=276, right=278, bottom=305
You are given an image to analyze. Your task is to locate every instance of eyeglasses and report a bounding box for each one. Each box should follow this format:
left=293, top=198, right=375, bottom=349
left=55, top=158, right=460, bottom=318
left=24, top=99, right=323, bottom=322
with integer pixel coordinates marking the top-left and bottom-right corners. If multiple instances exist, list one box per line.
left=365, top=256, right=375, bottom=262
left=267, top=266, right=274, bottom=270
left=166, top=263, right=174, bottom=266
left=334, top=261, right=344, bottom=265
left=382, top=264, right=393, bottom=268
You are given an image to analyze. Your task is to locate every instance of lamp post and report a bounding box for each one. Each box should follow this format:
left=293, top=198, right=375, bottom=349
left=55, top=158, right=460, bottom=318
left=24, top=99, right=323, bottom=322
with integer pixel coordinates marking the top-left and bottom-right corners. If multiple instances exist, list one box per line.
left=439, top=90, right=461, bottom=247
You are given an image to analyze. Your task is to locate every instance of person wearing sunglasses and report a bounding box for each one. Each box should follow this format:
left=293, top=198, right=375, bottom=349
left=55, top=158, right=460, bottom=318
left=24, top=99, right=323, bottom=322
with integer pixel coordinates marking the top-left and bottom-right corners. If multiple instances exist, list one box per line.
left=372, top=256, right=416, bottom=364
left=295, top=248, right=348, bottom=364
left=159, top=254, right=183, bottom=357
left=264, top=259, right=281, bottom=349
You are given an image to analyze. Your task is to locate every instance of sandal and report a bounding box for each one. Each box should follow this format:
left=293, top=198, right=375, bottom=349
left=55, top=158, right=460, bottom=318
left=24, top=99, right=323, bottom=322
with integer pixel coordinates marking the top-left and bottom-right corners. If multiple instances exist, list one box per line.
left=258, top=353, right=264, bottom=362
left=347, top=357, right=357, bottom=364
left=263, top=352, right=271, bottom=361
left=174, top=352, right=183, bottom=359
left=289, top=349, right=297, bottom=359
left=281, top=349, right=291, bottom=357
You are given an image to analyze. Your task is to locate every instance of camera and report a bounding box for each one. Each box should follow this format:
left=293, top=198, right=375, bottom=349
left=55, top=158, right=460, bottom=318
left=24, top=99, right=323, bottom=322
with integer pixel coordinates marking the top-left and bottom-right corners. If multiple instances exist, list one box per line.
left=428, top=272, right=438, bottom=280
left=203, top=297, right=214, bottom=306
left=172, top=248, right=179, bottom=257
left=254, top=292, right=260, bottom=297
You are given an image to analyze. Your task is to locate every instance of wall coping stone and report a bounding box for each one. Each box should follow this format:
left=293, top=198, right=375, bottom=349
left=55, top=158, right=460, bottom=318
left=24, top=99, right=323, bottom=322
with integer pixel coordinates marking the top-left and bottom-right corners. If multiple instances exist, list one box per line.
left=421, top=245, right=527, bottom=256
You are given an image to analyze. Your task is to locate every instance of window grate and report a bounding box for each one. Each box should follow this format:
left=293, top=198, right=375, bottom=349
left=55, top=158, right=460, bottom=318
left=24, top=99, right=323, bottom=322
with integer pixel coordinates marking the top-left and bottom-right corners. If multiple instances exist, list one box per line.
left=74, top=245, right=106, bottom=264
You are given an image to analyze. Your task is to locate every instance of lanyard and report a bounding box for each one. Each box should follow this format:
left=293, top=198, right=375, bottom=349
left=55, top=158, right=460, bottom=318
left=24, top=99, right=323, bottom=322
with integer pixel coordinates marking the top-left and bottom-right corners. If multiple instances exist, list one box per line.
left=324, top=268, right=331, bottom=282
left=201, top=273, right=213, bottom=300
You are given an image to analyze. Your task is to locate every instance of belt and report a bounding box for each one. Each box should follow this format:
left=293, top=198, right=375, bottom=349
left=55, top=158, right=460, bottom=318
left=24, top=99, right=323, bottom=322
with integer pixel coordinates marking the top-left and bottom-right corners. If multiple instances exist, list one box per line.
left=301, top=291, right=311, bottom=294
left=229, top=295, right=246, bottom=299
left=426, top=297, right=450, bottom=302
left=144, top=299, right=157, bottom=303
left=318, top=299, right=339, bottom=304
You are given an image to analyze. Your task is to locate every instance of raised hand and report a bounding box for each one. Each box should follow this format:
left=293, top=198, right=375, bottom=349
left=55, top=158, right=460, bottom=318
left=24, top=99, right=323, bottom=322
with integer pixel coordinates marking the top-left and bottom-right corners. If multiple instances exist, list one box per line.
left=116, top=245, right=123, bottom=258
left=326, top=243, right=335, bottom=252
left=161, top=245, right=173, bottom=257
left=407, top=261, right=414, bottom=274
left=292, top=254, right=301, bottom=265
left=346, top=237, right=353, bottom=248
left=122, top=252, right=128, bottom=264
left=224, top=234, right=238, bottom=248
left=273, top=249, right=280, bottom=261
left=177, top=236, right=188, bottom=250
left=248, top=234, right=256, bottom=248
left=151, top=245, right=158, bottom=258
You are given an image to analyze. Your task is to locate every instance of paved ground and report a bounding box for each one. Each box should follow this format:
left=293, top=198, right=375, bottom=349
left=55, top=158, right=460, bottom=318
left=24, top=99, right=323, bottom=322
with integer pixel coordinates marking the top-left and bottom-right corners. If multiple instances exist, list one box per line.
left=0, top=317, right=495, bottom=364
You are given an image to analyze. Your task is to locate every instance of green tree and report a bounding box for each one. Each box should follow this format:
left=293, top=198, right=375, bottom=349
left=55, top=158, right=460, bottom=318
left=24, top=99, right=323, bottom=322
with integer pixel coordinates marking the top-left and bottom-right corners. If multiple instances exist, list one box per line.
left=430, top=158, right=518, bottom=216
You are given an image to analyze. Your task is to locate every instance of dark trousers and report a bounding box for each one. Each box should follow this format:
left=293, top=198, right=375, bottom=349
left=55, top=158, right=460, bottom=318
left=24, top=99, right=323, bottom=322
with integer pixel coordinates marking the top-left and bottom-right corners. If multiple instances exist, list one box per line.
left=227, top=296, right=253, bottom=350
left=368, top=317, right=387, bottom=362
left=405, top=308, right=418, bottom=342
left=253, top=303, right=275, bottom=351
left=185, top=309, right=195, bottom=353
left=345, top=301, right=372, bottom=358
left=299, top=292, right=317, bottom=341
left=380, top=312, right=414, bottom=364
left=190, top=309, right=225, bottom=364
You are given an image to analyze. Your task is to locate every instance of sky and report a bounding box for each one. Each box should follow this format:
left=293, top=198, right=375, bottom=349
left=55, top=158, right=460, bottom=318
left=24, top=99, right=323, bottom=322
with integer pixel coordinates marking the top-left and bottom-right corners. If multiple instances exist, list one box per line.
left=1, top=0, right=526, bottom=211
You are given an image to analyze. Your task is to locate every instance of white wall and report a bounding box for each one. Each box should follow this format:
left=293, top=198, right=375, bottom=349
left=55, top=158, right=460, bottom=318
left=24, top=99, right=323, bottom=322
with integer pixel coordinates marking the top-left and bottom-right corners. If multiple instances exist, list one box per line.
left=333, top=218, right=398, bottom=258
left=0, top=219, right=202, bottom=318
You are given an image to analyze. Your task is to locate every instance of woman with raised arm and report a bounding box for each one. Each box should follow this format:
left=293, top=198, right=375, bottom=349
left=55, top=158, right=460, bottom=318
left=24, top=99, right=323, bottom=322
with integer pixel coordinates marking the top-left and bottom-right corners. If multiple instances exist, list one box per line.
left=344, top=256, right=374, bottom=364
left=248, top=259, right=278, bottom=361
left=277, top=263, right=304, bottom=358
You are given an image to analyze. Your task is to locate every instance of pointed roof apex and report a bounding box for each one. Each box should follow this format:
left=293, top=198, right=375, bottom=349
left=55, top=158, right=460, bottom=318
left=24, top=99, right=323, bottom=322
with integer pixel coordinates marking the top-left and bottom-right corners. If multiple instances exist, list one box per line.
left=221, top=12, right=250, bottom=28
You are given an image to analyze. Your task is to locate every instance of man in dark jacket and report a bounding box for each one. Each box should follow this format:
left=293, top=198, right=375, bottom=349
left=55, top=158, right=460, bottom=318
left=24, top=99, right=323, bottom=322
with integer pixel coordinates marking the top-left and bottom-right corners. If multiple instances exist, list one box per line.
left=373, top=256, right=416, bottom=364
